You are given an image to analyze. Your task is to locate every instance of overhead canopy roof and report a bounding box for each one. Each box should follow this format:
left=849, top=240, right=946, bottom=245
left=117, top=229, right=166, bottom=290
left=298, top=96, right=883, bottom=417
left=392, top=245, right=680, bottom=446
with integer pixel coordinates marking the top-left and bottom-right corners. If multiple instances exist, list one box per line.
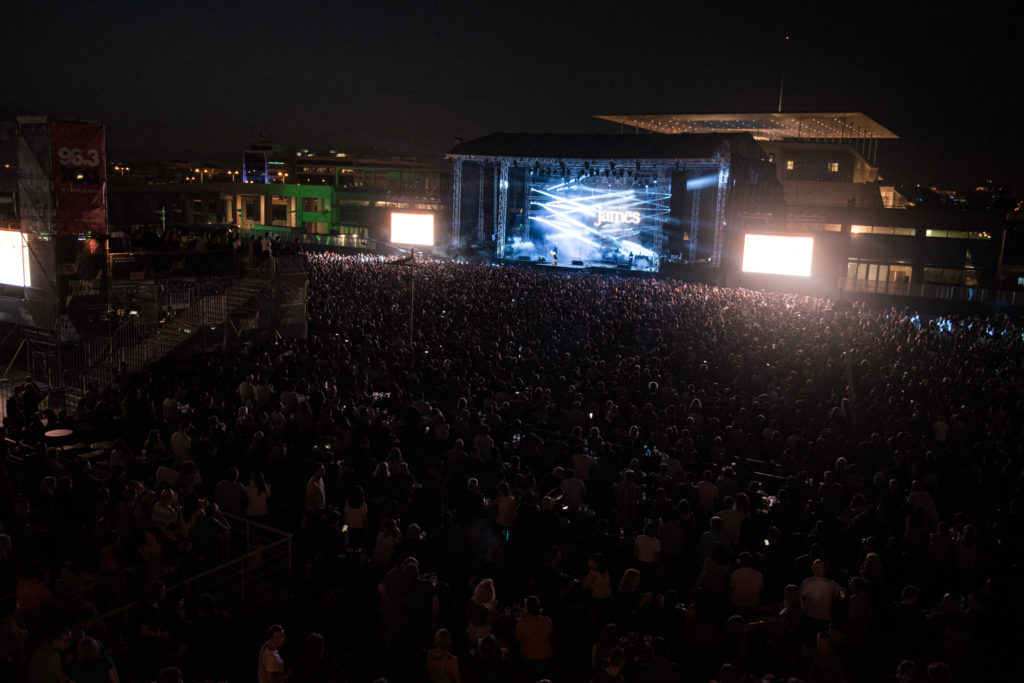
left=595, top=112, right=898, bottom=140
left=448, top=131, right=755, bottom=160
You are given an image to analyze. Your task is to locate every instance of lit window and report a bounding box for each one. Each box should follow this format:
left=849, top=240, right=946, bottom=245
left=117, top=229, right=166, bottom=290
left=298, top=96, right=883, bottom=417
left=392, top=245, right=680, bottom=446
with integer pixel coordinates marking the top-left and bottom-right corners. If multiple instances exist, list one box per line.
left=828, top=162, right=839, bottom=173
left=785, top=160, right=794, bottom=170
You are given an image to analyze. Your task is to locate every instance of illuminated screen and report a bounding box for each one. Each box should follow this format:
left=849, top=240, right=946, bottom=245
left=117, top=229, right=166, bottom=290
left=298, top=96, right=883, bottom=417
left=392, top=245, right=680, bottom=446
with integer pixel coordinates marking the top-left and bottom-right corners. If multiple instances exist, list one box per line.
left=741, top=234, right=814, bottom=277
left=391, top=212, right=435, bottom=245
left=0, top=230, right=30, bottom=287
left=513, top=176, right=670, bottom=271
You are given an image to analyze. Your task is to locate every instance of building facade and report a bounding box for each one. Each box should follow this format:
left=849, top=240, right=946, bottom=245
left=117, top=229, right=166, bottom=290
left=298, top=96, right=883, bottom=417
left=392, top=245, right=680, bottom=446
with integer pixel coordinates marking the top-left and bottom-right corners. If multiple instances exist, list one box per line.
left=597, top=112, right=1014, bottom=295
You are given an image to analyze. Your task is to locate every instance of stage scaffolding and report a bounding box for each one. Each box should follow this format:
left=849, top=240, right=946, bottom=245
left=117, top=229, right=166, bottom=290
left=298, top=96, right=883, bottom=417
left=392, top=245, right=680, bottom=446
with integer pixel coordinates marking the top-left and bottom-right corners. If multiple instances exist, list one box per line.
left=449, top=151, right=732, bottom=269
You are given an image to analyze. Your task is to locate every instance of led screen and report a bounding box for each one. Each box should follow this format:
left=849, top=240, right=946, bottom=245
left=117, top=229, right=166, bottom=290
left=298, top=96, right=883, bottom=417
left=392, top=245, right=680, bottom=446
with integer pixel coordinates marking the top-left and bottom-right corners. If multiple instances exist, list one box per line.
left=0, top=230, right=30, bottom=287
left=741, top=234, right=813, bottom=277
left=514, top=177, right=670, bottom=271
left=391, top=212, right=435, bottom=245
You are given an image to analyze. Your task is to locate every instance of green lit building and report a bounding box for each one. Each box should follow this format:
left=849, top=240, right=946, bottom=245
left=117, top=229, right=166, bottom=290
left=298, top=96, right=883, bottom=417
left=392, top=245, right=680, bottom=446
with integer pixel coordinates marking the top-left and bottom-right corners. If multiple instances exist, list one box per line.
left=107, top=146, right=450, bottom=248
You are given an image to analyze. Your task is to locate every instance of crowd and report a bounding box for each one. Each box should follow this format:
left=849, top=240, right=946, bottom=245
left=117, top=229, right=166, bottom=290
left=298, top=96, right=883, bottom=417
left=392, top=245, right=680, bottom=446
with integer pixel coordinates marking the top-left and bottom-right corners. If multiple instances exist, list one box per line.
left=2, top=251, right=1023, bottom=682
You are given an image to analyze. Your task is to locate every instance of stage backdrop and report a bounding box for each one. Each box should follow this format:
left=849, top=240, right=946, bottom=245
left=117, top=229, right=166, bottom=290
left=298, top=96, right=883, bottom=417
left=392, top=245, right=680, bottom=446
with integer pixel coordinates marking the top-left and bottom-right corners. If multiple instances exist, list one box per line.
left=518, top=176, right=670, bottom=270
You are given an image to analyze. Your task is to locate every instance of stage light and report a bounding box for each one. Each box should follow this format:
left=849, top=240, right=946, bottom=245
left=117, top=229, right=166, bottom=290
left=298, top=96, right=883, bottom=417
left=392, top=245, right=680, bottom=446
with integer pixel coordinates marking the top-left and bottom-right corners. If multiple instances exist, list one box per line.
left=686, top=174, right=718, bottom=190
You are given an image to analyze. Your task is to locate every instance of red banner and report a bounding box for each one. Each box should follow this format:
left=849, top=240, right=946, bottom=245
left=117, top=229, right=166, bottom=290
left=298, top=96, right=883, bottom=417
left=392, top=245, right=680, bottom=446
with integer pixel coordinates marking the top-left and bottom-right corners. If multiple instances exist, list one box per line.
left=50, top=121, right=107, bottom=236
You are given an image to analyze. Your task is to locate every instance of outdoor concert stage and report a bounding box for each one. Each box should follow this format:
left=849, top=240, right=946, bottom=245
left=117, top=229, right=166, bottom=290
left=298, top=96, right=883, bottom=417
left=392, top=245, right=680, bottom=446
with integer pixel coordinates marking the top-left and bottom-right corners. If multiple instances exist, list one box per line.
left=448, top=132, right=771, bottom=273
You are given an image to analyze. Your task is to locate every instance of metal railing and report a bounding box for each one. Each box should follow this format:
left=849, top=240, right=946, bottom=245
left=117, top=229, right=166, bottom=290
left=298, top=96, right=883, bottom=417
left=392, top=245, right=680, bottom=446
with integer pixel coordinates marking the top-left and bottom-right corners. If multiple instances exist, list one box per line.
left=293, top=233, right=413, bottom=257
left=99, top=514, right=293, bottom=629
left=838, top=277, right=1024, bottom=305
left=106, top=248, right=239, bottom=281
left=68, top=259, right=276, bottom=397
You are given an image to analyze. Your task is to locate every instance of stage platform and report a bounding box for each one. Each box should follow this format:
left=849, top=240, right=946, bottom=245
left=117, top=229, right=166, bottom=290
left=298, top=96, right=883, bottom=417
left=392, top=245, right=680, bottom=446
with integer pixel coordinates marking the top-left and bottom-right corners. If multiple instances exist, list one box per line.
left=495, top=257, right=658, bottom=276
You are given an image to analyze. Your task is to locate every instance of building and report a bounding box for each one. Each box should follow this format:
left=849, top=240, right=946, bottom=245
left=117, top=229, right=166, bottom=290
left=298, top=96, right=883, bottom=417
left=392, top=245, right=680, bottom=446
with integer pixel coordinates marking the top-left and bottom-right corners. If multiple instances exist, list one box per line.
left=594, top=112, right=1016, bottom=298
left=107, top=146, right=450, bottom=248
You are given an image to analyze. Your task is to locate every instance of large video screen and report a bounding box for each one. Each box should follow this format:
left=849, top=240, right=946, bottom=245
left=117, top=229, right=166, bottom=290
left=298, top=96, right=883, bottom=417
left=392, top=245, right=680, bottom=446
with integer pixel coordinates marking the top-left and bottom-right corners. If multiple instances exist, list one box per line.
left=0, top=230, right=30, bottom=287
left=391, top=212, right=435, bottom=245
left=511, top=177, right=670, bottom=271
left=741, top=234, right=814, bottom=277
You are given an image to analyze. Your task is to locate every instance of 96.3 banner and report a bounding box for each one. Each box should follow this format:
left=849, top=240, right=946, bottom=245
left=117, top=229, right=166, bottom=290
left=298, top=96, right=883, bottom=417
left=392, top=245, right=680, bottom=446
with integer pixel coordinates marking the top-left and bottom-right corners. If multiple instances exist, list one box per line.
left=50, top=121, right=107, bottom=235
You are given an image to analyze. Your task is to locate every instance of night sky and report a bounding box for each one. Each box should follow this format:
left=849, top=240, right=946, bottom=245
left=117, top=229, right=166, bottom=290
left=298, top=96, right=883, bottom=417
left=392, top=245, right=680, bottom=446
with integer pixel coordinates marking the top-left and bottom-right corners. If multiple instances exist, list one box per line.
left=2, top=2, right=1019, bottom=192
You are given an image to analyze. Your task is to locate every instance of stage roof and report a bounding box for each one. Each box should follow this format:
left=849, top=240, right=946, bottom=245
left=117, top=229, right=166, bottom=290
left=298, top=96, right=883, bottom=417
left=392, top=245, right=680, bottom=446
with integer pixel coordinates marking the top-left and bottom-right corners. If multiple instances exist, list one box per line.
left=594, top=112, right=898, bottom=140
left=447, top=132, right=755, bottom=161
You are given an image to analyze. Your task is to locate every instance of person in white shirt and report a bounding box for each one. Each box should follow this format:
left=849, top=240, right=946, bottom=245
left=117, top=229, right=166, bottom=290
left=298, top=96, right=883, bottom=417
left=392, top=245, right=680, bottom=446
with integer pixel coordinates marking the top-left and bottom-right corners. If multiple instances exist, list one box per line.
left=580, top=554, right=612, bottom=601
left=633, top=522, right=662, bottom=564
left=150, top=489, right=179, bottom=527
left=305, top=463, right=326, bottom=516
left=238, top=375, right=255, bottom=404
left=247, top=472, right=271, bottom=517
left=258, top=624, right=291, bottom=683
left=800, top=559, right=840, bottom=629
left=170, top=421, right=192, bottom=466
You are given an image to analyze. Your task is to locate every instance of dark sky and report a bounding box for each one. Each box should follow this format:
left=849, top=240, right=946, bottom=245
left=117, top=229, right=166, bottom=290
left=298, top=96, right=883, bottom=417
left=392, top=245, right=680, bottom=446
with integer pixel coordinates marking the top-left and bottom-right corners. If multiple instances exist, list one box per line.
left=2, top=2, right=1019, bottom=191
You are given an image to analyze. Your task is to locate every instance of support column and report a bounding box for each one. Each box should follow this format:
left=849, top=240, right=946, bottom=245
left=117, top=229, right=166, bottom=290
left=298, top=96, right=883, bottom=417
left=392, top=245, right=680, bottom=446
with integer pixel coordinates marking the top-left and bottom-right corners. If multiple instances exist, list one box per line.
left=689, top=188, right=701, bottom=263
left=452, top=159, right=463, bottom=247
left=477, top=163, right=486, bottom=245
left=712, top=161, right=730, bottom=268
left=496, top=161, right=509, bottom=259
left=492, top=165, right=499, bottom=252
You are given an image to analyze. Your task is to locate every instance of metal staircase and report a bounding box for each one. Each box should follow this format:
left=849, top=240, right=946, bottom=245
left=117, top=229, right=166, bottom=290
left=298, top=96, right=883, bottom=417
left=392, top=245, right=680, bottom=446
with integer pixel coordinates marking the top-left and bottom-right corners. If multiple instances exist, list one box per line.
left=69, top=258, right=277, bottom=400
